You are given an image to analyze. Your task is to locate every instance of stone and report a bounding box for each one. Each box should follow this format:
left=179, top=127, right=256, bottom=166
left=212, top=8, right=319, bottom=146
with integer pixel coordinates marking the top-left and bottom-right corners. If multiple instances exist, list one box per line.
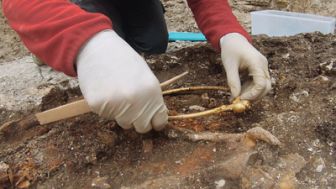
left=320, top=59, right=336, bottom=75
left=142, top=139, right=154, bottom=153
left=0, top=162, right=10, bottom=185
left=188, top=105, right=206, bottom=111
left=313, top=157, right=326, bottom=173
left=0, top=56, right=78, bottom=112
left=91, top=176, right=111, bottom=189
left=215, top=179, right=226, bottom=189
left=289, top=90, right=309, bottom=103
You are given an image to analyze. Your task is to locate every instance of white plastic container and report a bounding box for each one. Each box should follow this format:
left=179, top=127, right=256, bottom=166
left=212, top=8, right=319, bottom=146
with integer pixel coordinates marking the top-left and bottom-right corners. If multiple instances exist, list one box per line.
left=251, top=10, right=336, bottom=36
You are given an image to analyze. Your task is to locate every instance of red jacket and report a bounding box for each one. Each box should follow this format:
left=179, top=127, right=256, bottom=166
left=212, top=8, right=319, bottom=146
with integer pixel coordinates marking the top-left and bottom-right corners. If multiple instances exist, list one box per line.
left=2, top=0, right=251, bottom=77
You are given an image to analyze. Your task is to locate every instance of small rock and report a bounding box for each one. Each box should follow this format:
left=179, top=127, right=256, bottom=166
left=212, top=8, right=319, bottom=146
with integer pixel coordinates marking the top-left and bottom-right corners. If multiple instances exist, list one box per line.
left=215, top=179, right=226, bottom=189
left=208, top=98, right=218, bottom=108
left=0, top=162, right=10, bottom=185
left=142, top=139, right=153, bottom=154
left=271, top=77, right=277, bottom=85
left=201, top=93, right=209, bottom=100
left=300, top=90, right=309, bottom=97
left=289, top=90, right=309, bottom=103
left=320, top=59, right=336, bottom=75
left=282, top=53, right=290, bottom=59
left=313, top=75, right=330, bottom=82
left=279, top=174, right=297, bottom=189
left=97, top=130, right=117, bottom=147
left=289, top=94, right=300, bottom=103
left=313, top=157, right=325, bottom=173
left=0, top=162, right=9, bottom=172
left=175, top=160, right=182, bottom=165
left=316, top=164, right=324, bottom=173
left=91, top=176, right=111, bottom=189
left=188, top=105, right=206, bottom=111
left=17, top=180, right=31, bottom=189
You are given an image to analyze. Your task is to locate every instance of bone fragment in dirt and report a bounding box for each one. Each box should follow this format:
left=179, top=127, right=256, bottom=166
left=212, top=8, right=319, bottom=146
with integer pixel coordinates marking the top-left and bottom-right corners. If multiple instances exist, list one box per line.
left=166, top=126, right=280, bottom=146
left=241, top=153, right=306, bottom=189
left=246, top=127, right=281, bottom=146
left=166, top=126, right=243, bottom=142
left=165, top=88, right=251, bottom=120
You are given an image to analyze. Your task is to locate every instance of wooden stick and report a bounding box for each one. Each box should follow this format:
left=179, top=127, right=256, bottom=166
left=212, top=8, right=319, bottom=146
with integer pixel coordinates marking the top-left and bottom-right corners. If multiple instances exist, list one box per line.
left=162, top=86, right=227, bottom=95
left=35, top=71, right=189, bottom=125
left=35, top=99, right=89, bottom=125
left=160, top=71, right=188, bottom=89
left=165, top=126, right=280, bottom=145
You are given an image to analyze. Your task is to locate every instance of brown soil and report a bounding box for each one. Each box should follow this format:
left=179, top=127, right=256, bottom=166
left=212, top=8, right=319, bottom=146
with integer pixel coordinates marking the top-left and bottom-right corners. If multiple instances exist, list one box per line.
left=0, top=33, right=335, bottom=188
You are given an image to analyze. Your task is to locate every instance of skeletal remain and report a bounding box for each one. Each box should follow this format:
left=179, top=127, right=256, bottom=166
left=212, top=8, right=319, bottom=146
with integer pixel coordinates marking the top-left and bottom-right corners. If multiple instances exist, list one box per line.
left=164, top=86, right=251, bottom=120
left=166, top=126, right=280, bottom=146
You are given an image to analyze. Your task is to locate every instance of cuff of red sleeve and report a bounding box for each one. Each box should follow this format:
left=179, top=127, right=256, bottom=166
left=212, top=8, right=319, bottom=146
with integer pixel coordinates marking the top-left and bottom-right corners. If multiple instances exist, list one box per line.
left=208, top=27, right=252, bottom=51
left=62, top=22, right=112, bottom=77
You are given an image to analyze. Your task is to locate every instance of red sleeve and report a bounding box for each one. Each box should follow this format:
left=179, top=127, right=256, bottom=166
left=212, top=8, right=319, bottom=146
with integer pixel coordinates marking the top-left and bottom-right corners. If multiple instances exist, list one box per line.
left=2, top=0, right=112, bottom=77
left=187, top=0, right=252, bottom=51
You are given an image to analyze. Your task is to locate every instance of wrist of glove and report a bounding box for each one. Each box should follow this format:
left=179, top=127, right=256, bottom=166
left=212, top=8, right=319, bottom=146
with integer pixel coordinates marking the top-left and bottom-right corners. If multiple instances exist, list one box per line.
left=220, top=33, right=271, bottom=101
left=76, top=30, right=168, bottom=133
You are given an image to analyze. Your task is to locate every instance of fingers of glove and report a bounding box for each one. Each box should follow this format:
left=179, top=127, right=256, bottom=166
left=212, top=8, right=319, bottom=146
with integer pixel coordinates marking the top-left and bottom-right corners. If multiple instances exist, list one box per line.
left=133, top=99, right=168, bottom=134
left=240, top=75, right=269, bottom=100
left=248, top=55, right=270, bottom=78
left=259, top=78, right=272, bottom=99
left=117, top=122, right=133, bottom=130
left=94, top=100, right=134, bottom=129
left=133, top=85, right=166, bottom=133
left=223, top=60, right=241, bottom=99
left=117, top=104, right=167, bottom=133
left=260, top=56, right=271, bottom=79
left=240, top=80, right=253, bottom=95
left=239, top=55, right=271, bottom=100
left=115, top=103, right=153, bottom=133
left=151, top=105, right=169, bottom=131
left=241, top=77, right=271, bottom=100
left=133, top=113, right=153, bottom=134
left=115, top=114, right=135, bottom=130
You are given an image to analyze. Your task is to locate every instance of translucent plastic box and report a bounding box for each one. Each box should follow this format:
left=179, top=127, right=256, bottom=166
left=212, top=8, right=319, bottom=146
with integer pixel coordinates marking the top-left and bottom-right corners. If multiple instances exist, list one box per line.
left=251, top=10, right=336, bottom=36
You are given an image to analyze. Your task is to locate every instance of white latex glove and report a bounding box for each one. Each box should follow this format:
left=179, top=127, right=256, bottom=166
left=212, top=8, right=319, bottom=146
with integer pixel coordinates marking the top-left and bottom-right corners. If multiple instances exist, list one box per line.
left=220, top=33, right=271, bottom=100
left=77, top=30, right=168, bottom=133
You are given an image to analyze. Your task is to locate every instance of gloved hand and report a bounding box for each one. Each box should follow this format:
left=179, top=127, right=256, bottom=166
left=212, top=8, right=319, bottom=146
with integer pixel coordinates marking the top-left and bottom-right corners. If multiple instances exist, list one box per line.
left=76, top=30, right=168, bottom=133
left=220, top=33, right=271, bottom=101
